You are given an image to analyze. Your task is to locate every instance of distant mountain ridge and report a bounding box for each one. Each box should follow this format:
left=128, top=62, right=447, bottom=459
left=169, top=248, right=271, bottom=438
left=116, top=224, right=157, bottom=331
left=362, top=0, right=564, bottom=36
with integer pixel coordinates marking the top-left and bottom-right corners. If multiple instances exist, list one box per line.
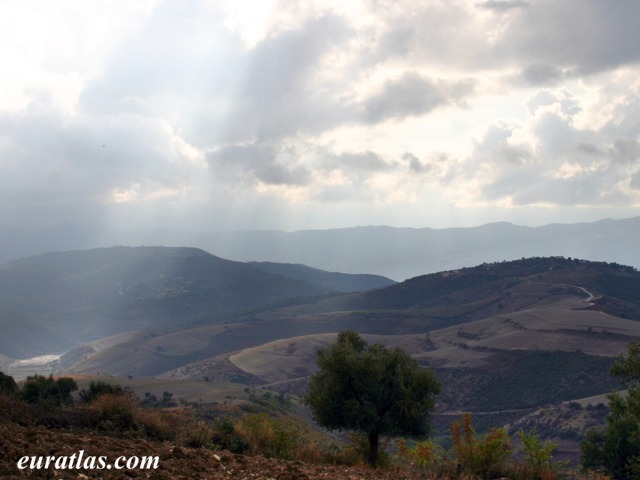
left=2, top=216, right=640, bottom=280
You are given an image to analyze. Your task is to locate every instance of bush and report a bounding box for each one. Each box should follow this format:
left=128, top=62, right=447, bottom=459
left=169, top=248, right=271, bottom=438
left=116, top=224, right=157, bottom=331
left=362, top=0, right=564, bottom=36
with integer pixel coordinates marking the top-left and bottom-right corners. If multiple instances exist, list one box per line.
left=20, top=375, right=77, bottom=406
left=79, top=381, right=126, bottom=403
left=234, top=413, right=300, bottom=459
left=518, top=427, right=567, bottom=479
left=211, top=417, right=250, bottom=454
left=451, top=413, right=512, bottom=479
left=136, top=408, right=177, bottom=441
left=179, top=420, right=215, bottom=449
left=398, top=438, right=446, bottom=472
left=88, top=393, right=138, bottom=432
left=0, top=395, right=31, bottom=424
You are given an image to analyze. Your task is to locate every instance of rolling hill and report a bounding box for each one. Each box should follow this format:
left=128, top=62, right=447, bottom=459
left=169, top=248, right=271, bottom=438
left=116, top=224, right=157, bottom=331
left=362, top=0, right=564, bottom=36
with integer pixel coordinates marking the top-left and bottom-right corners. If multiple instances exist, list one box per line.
left=5, top=254, right=640, bottom=464
left=0, top=246, right=393, bottom=359
left=59, top=256, right=640, bottom=381
left=248, top=261, right=395, bottom=292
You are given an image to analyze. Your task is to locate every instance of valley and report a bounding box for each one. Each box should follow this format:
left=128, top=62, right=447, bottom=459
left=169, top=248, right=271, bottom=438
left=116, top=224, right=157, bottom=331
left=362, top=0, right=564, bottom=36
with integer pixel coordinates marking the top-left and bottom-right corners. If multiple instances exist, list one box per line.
left=1, top=249, right=640, bottom=467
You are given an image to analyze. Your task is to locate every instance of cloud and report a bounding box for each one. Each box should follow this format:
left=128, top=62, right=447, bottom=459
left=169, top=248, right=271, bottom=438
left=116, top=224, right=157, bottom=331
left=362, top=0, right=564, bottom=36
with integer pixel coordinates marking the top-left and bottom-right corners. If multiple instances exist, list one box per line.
left=610, top=139, right=640, bottom=164
left=0, top=105, right=204, bottom=227
left=476, top=1, right=530, bottom=11
left=80, top=9, right=353, bottom=147
left=520, top=64, right=567, bottom=86
left=2, top=0, right=640, bottom=231
left=362, top=72, right=474, bottom=123
left=322, top=150, right=391, bottom=172
left=500, top=0, right=640, bottom=75
left=207, top=142, right=311, bottom=186
left=402, top=152, right=429, bottom=174
left=452, top=87, right=640, bottom=208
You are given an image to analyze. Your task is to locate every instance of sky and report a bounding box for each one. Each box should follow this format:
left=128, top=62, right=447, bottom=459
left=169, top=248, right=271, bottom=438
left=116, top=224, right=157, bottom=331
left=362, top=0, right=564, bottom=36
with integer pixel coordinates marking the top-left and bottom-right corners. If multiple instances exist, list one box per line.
left=1, top=0, right=640, bottom=233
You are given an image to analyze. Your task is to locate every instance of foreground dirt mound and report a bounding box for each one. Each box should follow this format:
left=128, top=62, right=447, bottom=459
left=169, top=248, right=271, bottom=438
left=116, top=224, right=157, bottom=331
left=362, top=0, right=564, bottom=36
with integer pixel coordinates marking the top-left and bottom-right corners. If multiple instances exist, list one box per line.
left=0, top=423, right=422, bottom=480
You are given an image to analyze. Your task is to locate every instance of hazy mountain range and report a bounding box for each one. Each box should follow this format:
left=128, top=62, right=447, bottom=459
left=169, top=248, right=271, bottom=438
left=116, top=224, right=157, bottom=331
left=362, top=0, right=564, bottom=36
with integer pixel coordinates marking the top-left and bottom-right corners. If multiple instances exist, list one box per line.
left=2, top=216, right=640, bottom=280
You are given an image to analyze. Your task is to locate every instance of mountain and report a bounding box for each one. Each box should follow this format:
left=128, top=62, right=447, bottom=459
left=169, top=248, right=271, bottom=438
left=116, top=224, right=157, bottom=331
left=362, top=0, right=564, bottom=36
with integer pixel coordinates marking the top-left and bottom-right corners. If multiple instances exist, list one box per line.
left=0, top=246, right=350, bottom=358
left=203, top=218, right=640, bottom=280
left=2, top=216, right=640, bottom=280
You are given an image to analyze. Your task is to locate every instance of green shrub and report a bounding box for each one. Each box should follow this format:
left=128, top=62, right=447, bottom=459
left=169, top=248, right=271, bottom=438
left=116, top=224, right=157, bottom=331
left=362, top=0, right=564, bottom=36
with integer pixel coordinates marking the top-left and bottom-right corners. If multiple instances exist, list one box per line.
left=518, top=427, right=567, bottom=479
left=234, top=413, right=300, bottom=459
left=211, top=417, right=250, bottom=454
left=20, top=375, right=77, bottom=406
left=79, top=381, right=126, bottom=403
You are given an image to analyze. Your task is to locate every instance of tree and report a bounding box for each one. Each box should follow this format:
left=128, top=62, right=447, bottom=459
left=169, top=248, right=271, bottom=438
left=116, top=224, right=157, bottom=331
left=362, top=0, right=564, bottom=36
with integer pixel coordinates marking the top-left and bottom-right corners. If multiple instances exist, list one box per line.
left=304, top=330, right=441, bottom=466
left=0, top=371, right=18, bottom=396
left=79, top=380, right=126, bottom=403
left=20, top=374, right=78, bottom=406
left=582, top=342, right=640, bottom=479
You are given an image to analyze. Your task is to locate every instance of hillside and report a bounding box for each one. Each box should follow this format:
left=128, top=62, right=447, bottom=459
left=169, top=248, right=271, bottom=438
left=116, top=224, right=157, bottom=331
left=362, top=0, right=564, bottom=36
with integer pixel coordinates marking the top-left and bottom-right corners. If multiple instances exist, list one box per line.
left=248, top=261, right=395, bottom=292
left=58, top=257, right=640, bottom=378
left=5, top=256, right=640, bottom=465
left=0, top=246, right=346, bottom=358
left=320, top=256, right=640, bottom=321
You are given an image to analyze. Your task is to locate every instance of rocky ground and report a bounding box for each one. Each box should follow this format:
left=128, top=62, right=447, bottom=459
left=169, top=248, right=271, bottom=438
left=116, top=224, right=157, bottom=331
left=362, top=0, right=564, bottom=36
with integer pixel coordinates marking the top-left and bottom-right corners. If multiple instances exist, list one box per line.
left=0, top=422, right=427, bottom=480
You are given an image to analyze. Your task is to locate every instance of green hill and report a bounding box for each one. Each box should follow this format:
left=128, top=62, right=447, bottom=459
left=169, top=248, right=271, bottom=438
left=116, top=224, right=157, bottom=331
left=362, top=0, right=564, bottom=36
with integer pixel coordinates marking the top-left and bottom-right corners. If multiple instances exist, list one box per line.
left=248, top=261, right=395, bottom=292
left=0, top=246, right=339, bottom=358
left=322, top=257, right=640, bottom=323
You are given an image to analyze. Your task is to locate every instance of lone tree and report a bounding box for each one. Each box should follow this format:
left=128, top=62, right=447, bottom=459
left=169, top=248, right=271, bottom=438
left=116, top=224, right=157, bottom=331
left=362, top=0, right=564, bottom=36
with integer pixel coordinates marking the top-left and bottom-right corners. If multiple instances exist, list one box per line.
left=304, top=330, right=441, bottom=465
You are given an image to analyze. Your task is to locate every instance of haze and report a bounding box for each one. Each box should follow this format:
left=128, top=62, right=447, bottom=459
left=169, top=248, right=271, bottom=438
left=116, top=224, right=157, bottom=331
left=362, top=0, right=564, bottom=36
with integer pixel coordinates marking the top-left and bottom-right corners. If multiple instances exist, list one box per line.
left=1, top=0, right=639, bottom=234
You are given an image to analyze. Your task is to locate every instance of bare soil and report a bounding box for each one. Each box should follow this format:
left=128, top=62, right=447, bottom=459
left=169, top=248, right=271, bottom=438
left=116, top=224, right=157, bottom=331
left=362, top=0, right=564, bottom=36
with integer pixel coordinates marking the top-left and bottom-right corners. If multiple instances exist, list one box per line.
left=0, top=422, right=423, bottom=480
